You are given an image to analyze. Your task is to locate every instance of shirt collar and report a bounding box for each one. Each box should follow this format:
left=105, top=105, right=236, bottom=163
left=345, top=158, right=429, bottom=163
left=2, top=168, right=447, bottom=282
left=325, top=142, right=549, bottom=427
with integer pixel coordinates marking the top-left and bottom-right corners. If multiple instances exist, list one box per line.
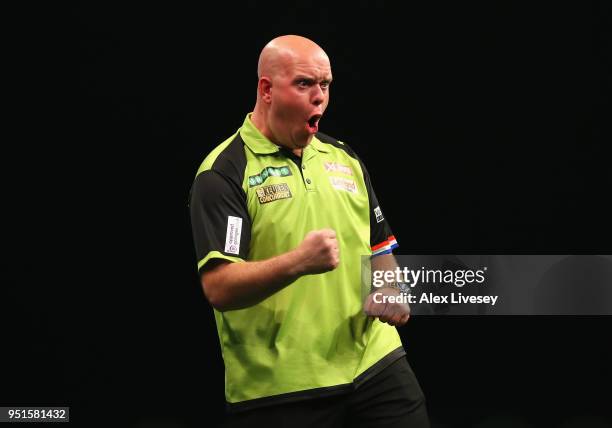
left=309, top=137, right=331, bottom=153
left=240, top=113, right=281, bottom=155
left=240, top=113, right=331, bottom=155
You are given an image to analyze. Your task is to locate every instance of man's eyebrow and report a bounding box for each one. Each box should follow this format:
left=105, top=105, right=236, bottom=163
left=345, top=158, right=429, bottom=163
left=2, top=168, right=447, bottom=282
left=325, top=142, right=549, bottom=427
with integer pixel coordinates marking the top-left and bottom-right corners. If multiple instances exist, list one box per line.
left=294, top=75, right=315, bottom=82
left=294, top=75, right=333, bottom=83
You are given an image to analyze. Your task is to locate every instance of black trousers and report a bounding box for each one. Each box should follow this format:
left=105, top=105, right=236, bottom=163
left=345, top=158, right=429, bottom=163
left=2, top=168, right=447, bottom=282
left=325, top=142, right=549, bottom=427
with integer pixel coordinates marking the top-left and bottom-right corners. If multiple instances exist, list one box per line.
left=223, top=356, right=430, bottom=428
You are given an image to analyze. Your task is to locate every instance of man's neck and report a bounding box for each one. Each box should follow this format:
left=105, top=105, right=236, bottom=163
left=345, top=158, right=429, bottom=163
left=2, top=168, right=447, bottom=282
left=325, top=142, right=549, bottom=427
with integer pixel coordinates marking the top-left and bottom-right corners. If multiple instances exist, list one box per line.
left=251, top=109, right=303, bottom=158
left=250, top=108, right=266, bottom=135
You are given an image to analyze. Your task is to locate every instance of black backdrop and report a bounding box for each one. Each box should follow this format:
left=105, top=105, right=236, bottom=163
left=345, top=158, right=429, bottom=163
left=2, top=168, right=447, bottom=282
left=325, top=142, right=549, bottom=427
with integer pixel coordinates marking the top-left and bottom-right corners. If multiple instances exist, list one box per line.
left=6, top=1, right=611, bottom=427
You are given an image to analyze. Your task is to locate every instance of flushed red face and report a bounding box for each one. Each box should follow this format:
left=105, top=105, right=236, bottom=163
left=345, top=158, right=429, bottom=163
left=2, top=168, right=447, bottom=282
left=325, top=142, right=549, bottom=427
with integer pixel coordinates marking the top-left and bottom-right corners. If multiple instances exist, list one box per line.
left=268, top=52, right=332, bottom=150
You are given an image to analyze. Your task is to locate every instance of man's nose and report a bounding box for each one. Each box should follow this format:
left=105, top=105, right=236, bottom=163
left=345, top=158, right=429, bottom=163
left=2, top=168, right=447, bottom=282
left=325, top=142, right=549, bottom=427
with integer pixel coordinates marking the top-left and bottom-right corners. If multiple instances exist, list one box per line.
left=311, top=85, right=325, bottom=106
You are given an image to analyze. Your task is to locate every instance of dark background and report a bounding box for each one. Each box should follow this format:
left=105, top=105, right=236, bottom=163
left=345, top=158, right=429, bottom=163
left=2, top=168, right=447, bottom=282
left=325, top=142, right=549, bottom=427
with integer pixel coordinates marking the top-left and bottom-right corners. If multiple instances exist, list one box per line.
left=5, top=1, right=611, bottom=427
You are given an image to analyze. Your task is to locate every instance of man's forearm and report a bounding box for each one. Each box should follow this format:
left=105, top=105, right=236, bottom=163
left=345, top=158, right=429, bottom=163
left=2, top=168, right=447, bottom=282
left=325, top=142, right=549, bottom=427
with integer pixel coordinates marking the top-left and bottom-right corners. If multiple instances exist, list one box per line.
left=202, top=249, right=305, bottom=312
left=365, top=253, right=411, bottom=326
left=201, top=228, right=339, bottom=312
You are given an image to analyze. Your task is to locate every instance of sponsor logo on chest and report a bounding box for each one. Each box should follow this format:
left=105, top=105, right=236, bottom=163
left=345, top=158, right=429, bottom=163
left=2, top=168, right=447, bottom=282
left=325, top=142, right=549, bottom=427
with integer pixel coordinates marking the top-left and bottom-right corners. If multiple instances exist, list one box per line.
left=248, top=165, right=292, bottom=187
left=329, top=176, right=358, bottom=193
left=256, top=183, right=293, bottom=204
left=323, top=161, right=353, bottom=176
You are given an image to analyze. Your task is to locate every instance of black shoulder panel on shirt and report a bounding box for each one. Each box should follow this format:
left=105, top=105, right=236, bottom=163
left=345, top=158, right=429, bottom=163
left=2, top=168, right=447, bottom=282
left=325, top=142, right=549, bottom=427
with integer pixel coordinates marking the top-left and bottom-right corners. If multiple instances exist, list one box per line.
left=315, top=131, right=359, bottom=161
left=314, top=131, right=338, bottom=145
left=210, top=133, right=248, bottom=191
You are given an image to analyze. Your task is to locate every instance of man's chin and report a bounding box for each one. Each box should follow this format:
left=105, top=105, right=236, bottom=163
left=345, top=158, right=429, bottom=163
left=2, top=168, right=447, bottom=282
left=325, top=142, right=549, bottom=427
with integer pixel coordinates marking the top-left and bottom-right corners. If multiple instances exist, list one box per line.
left=294, top=134, right=314, bottom=149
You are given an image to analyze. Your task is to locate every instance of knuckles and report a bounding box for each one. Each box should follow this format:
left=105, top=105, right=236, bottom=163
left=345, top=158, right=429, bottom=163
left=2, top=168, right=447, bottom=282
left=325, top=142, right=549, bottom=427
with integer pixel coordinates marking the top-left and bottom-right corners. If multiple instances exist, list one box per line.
left=364, top=294, right=410, bottom=326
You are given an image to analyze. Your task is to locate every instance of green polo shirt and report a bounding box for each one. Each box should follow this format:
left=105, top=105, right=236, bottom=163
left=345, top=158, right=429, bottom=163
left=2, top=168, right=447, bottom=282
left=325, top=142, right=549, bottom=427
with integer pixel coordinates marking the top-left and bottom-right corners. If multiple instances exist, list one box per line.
left=189, top=113, right=403, bottom=412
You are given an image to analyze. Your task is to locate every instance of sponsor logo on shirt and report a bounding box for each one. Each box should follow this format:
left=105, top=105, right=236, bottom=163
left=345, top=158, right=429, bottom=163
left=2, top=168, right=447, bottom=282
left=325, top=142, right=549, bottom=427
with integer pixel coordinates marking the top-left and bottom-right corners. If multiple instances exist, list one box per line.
left=323, top=161, right=353, bottom=175
left=224, top=216, right=242, bottom=255
left=329, top=176, right=357, bottom=193
left=248, top=165, right=292, bottom=187
left=256, top=183, right=293, bottom=204
left=374, top=206, right=384, bottom=223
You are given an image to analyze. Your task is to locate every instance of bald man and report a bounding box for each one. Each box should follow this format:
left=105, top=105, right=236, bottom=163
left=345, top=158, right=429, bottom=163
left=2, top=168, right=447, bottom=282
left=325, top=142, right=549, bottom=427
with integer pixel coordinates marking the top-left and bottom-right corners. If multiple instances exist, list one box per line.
left=189, top=35, right=429, bottom=427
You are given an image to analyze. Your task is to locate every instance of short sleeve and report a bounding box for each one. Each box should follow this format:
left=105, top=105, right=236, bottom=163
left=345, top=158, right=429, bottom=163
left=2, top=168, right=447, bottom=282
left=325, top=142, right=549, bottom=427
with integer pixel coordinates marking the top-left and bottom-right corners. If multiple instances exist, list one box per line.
left=189, top=170, right=252, bottom=274
left=359, top=160, right=398, bottom=257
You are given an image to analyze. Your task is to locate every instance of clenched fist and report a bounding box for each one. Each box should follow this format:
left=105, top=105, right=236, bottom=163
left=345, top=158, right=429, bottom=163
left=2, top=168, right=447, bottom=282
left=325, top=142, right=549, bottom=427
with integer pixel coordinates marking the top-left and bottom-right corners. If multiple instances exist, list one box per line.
left=294, top=229, right=340, bottom=275
left=364, top=287, right=410, bottom=327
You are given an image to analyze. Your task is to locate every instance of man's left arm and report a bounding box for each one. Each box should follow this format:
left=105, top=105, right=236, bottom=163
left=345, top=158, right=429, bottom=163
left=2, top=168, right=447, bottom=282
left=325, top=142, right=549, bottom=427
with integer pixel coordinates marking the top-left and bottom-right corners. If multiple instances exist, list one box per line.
left=346, top=145, right=409, bottom=326
left=364, top=253, right=411, bottom=327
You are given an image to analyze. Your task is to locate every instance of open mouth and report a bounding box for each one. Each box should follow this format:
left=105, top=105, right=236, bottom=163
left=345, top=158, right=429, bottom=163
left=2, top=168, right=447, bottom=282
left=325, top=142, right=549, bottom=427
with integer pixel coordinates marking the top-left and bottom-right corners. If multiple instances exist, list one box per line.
left=307, top=114, right=322, bottom=133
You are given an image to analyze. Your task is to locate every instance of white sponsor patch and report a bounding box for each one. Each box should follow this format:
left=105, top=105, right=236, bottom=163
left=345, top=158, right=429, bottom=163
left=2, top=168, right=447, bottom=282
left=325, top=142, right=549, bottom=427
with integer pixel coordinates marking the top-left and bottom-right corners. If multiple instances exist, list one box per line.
left=224, top=216, right=242, bottom=255
left=324, top=161, right=353, bottom=175
left=374, top=206, right=384, bottom=223
left=329, top=176, right=357, bottom=193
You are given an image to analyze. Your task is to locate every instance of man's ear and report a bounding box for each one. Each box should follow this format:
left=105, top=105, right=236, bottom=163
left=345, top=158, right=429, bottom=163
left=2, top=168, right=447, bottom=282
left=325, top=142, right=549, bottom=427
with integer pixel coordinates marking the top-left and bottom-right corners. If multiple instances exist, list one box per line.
left=258, top=77, right=272, bottom=103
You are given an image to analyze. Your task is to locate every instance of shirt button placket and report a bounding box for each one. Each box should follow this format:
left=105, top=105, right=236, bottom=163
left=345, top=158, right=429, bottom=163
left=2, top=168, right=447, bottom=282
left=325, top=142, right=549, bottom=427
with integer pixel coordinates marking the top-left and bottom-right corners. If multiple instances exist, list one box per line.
left=302, top=164, right=314, bottom=190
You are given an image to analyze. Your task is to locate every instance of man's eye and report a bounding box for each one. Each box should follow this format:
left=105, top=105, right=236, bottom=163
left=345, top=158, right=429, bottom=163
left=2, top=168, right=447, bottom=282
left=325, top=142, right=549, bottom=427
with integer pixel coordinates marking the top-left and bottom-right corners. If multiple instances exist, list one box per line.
left=298, top=80, right=309, bottom=87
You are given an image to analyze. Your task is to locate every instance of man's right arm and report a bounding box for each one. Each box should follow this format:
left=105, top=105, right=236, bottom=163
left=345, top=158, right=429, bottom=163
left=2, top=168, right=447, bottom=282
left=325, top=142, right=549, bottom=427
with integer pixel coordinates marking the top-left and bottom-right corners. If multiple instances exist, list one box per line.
left=202, top=229, right=339, bottom=312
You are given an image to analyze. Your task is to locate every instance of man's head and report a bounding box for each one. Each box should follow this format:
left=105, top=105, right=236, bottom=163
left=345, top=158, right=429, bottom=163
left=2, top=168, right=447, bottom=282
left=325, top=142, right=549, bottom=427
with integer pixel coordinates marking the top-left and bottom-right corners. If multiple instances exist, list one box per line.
left=252, top=35, right=332, bottom=152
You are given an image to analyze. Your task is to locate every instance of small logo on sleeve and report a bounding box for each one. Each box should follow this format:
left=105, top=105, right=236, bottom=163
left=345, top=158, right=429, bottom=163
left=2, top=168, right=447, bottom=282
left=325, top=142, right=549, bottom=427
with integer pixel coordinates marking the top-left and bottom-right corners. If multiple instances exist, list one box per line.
left=225, top=216, right=242, bottom=254
left=374, top=206, right=384, bottom=223
left=329, top=176, right=357, bottom=193
left=256, top=183, right=293, bottom=204
left=248, top=165, right=292, bottom=187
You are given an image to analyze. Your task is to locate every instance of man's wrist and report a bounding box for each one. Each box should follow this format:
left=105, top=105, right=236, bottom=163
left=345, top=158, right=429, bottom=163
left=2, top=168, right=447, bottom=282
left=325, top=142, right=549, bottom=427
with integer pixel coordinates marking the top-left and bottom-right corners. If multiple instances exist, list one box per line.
left=379, top=282, right=411, bottom=296
left=284, top=248, right=306, bottom=278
